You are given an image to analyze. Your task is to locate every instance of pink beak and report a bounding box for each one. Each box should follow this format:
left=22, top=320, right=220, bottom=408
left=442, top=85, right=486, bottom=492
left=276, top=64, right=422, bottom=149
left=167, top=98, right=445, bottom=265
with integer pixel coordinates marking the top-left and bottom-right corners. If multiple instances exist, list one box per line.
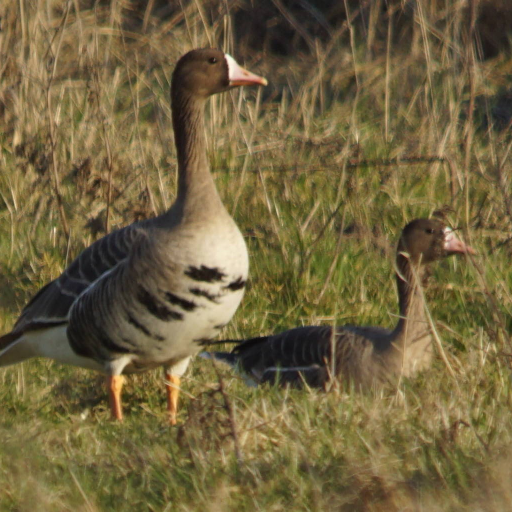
left=225, top=54, right=268, bottom=87
left=444, top=227, right=476, bottom=255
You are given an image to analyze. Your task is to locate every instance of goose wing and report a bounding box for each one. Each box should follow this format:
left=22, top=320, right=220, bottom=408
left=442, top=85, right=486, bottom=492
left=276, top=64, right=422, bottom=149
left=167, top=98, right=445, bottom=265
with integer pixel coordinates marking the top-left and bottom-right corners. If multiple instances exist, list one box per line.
left=228, top=325, right=381, bottom=388
left=12, top=224, right=144, bottom=336
left=232, top=326, right=336, bottom=385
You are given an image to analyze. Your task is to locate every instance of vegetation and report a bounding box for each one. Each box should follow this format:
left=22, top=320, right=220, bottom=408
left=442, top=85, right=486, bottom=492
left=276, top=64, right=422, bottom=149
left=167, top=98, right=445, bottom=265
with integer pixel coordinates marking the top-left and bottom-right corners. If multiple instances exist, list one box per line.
left=0, top=0, right=511, bottom=509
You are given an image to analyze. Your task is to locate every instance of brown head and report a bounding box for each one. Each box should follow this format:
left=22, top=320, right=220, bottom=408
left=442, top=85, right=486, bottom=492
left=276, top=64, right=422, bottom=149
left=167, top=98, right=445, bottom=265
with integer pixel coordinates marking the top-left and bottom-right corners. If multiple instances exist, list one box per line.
left=171, top=48, right=267, bottom=100
left=397, top=218, right=475, bottom=266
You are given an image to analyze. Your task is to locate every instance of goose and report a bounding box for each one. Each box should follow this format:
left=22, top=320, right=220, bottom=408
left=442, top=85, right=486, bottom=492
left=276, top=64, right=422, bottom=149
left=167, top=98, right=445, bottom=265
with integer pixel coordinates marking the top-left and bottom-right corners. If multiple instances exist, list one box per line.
left=204, top=219, right=474, bottom=389
left=0, top=49, right=267, bottom=423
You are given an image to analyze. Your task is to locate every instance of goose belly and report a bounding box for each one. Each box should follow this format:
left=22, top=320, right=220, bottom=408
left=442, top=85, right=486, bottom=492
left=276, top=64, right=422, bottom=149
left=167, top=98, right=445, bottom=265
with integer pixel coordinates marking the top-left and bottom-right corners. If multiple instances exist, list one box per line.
left=129, top=285, right=245, bottom=371
left=67, top=227, right=248, bottom=373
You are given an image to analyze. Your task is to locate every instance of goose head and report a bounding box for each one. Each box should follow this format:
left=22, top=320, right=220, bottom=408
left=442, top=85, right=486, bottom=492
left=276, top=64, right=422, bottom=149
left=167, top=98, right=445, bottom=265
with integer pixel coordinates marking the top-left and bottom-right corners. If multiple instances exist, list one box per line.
left=398, top=218, right=475, bottom=265
left=171, top=48, right=267, bottom=99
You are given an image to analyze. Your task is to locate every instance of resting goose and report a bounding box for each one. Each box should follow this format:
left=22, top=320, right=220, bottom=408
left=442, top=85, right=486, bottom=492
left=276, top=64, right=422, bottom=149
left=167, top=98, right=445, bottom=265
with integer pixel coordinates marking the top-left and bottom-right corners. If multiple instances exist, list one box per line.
left=205, top=219, right=474, bottom=389
left=0, top=49, right=267, bottom=423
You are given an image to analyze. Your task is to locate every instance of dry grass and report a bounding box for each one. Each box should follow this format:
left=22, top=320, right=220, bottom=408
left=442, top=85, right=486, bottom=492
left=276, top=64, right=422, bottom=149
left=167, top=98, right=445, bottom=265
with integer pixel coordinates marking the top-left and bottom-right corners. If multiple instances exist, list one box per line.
left=1, top=0, right=512, bottom=510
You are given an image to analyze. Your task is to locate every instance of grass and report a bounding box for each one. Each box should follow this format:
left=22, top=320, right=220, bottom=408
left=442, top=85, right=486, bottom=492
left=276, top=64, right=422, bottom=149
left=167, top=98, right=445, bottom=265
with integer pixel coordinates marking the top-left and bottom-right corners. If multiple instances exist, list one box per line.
left=1, top=0, right=512, bottom=510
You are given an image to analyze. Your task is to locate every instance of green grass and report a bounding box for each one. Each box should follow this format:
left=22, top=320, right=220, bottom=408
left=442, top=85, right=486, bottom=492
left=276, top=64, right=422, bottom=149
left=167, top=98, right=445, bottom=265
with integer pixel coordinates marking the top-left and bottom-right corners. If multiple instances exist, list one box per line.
left=1, top=1, right=512, bottom=510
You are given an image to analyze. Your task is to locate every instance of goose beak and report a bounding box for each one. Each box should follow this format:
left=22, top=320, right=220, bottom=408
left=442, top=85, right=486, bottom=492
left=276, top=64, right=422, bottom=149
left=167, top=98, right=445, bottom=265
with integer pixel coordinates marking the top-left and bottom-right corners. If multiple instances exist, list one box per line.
left=225, top=54, right=268, bottom=87
left=444, top=227, right=476, bottom=255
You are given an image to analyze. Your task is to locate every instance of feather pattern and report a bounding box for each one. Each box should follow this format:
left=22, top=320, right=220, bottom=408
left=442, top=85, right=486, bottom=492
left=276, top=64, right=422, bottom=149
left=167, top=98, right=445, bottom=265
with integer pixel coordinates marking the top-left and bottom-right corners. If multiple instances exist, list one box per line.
left=12, top=224, right=142, bottom=334
left=218, top=325, right=391, bottom=389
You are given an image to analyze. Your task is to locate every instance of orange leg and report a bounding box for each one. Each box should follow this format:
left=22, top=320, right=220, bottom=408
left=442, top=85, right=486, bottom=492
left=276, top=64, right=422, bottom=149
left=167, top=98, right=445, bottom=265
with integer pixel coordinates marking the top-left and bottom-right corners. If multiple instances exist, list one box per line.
left=165, top=372, right=181, bottom=426
left=106, top=375, right=125, bottom=421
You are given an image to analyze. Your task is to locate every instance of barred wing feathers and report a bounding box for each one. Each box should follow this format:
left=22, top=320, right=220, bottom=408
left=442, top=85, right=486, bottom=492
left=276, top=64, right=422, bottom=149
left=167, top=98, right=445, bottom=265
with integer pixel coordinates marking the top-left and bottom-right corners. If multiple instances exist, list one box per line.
left=12, top=224, right=144, bottom=335
left=228, top=325, right=392, bottom=388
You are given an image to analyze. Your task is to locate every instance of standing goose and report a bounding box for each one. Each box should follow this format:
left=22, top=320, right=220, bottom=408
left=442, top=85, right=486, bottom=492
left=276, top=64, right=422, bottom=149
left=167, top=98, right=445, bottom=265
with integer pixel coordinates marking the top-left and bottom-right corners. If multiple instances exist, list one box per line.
left=0, top=49, right=267, bottom=423
left=205, top=219, right=474, bottom=389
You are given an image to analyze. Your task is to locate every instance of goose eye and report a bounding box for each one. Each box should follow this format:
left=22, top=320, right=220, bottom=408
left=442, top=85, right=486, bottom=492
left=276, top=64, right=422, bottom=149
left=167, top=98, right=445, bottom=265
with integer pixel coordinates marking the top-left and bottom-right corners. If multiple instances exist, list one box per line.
left=425, top=228, right=434, bottom=234
left=208, top=57, right=218, bottom=64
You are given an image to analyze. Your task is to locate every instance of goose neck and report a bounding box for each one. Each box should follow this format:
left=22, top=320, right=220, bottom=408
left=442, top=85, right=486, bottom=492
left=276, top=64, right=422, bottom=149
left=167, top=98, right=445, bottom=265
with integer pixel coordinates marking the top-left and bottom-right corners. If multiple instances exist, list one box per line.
left=391, top=256, right=431, bottom=348
left=171, top=90, right=222, bottom=215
